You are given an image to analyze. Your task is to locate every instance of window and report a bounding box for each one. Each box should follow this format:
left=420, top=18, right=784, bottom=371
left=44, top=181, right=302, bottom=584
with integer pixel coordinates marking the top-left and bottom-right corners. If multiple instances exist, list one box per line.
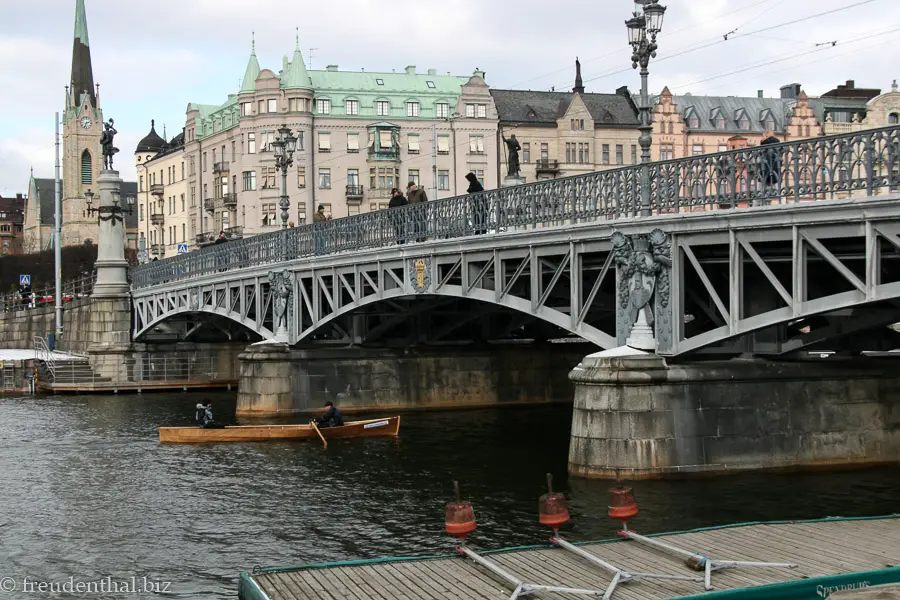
left=318, top=132, right=331, bottom=152
left=692, top=144, right=703, bottom=156
left=371, top=167, right=399, bottom=189
left=190, top=186, right=196, bottom=208
left=181, top=161, right=185, bottom=179
left=540, top=143, right=548, bottom=161
left=81, top=150, right=92, bottom=184
left=266, top=98, right=277, bottom=113
left=578, top=144, right=584, bottom=163
left=407, top=102, right=419, bottom=117
left=465, top=104, right=486, bottom=118
left=437, top=135, right=449, bottom=154
left=345, top=99, right=359, bottom=115
left=469, top=135, right=484, bottom=153
left=688, top=114, right=700, bottom=128
left=230, top=143, right=235, bottom=162
left=762, top=117, right=776, bottom=131
left=426, top=81, right=436, bottom=89
left=408, top=169, right=420, bottom=186
left=375, top=78, right=384, bottom=85
left=262, top=203, right=277, bottom=226
left=714, top=113, right=726, bottom=129
left=571, top=119, right=584, bottom=130
left=660, top=144, right=674, bottom=160
left=718, top=144, right=728, bottom=152
left=438, top=169, right=450, bottom=190
left=408, top=134, right=420, bottom=153
left=139, top=175, right=144, bottom=192
left=139, top=204, right=144, bottom=222
left=376, top=100, right=390, bottom=116
left=379, top=130, right=393, bottom=149
left=890, top=113, right=899, bottom=125
left=522, top=142, right=530, bottom=163
left=261, top=166, right=276, bottom=189
left=738, top=114, right=751, bottom=130
left=297, top=166, right=306, bottom=188
left=347, top=133, right=359, bottom=152
left=318, top=167, right=331, bottom=189
left=258, top=100, right=266, bottom=114
left=436, top=102, right=449, bottom=118
left=602, top=144, right=610, bottom=165
left=243, top=171, right=257, bottom=191
left=247, top=133, right=256, bottom=154
left=565, top=143, right=572, bottom=163
left=346, top=168, right=360, bottom=188
left=631, top=145, right=638, bottom=163
left=240, top=102, right=252, bottom=116
left=259, top=131, right=275, bottom=152
left=180, top=193, right=185, bottom=212
left=471, top=169, right=485, bottom=185
left=182, top=224, right=186, bottom=243
left=316, top=98, right=331, bottom=114
left=289, top=98, right=307, bottom=112
left=615, top=145, right=623, bottom=165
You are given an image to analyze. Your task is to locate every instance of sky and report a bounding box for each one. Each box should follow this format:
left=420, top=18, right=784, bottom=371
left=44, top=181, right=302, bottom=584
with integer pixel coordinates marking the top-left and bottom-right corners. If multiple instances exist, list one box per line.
left=0, top=0, right=897, bottom=196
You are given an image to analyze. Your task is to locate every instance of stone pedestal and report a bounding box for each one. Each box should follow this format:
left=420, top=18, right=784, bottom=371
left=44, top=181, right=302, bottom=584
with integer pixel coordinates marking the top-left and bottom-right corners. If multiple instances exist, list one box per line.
left=501, top=175, right=526, bottom=188
left=236, top=342, right=294, bottom=415
left=568, top=348, right=900, bottom=479
left=91, top=170, right=130, bottom=299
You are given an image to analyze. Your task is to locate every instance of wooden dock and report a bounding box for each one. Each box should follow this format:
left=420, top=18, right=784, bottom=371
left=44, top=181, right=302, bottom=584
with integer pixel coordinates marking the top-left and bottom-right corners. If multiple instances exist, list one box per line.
left=239, top=516, right=900, bottom=600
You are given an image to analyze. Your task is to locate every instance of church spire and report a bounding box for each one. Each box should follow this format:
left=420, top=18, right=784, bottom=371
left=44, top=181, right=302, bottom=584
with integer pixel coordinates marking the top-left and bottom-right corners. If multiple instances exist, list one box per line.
left=70, top=0, right=96, bottom=108
left=573, top=57, right=584, bottom=94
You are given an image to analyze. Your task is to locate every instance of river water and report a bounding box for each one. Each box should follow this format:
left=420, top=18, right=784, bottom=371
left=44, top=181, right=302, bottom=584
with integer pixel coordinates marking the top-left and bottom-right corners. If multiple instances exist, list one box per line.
left=0, top=392, right=897, bottom=598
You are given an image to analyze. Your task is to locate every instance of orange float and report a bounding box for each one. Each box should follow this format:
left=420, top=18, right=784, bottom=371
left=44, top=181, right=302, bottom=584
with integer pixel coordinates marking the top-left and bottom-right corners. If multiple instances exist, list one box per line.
left=608, top=484, right=639, bottom=524
left=538, top=473, right=570, bottom=530
left=445, top=481, right=476, bottom=540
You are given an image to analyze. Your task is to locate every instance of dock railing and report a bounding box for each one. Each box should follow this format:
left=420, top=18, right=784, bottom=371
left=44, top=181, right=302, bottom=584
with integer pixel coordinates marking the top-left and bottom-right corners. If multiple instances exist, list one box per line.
left=132, top=125, right=900, bottom=289
left=46, top=355, right=225, bottom=386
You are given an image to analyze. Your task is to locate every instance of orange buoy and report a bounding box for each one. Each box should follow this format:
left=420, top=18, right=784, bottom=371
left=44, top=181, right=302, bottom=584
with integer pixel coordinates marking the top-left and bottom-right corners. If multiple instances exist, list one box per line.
left=608, top=484, right=638, bottom=523
left=539, top=473, right=570, bottom=530
left=445, top=481, right=476, bottom=540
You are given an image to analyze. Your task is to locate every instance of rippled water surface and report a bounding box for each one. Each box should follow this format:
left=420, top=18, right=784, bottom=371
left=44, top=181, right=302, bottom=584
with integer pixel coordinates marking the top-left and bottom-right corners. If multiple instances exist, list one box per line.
left=1, top=393, right=897, bottom=598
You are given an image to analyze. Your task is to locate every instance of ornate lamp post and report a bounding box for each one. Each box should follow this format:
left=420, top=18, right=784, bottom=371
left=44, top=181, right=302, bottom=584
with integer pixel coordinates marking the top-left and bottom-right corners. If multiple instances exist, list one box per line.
left=271, top=125, right=298, bottom=229
left=85, top=188, right=135, bottom=225
left=626, top=0, right=666, bottom=216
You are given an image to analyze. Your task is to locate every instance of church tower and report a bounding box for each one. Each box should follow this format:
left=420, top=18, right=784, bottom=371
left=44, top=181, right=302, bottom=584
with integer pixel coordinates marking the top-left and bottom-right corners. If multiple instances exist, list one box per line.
left=62, top=0, right=103, bottom=246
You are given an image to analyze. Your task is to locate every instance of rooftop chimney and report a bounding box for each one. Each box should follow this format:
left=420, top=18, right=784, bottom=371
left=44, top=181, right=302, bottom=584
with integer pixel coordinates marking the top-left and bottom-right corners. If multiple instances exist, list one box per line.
left=427, top=68, right=437, bottom=75
left=325, top=65, right=338, bottom=72
left=758, top=90, right=763, bottom=98
left=845, top=80, right=855, bottom=89
left=780, top=83, right=801, bottom=99
left=405, top=65, right=416, bottom=75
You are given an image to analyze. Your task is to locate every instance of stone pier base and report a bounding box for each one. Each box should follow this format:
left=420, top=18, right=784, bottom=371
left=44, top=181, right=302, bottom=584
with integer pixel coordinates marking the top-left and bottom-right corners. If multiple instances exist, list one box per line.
left=236, top=344, right=586, bottom=416
left=568, top=349, right=900, bottom=479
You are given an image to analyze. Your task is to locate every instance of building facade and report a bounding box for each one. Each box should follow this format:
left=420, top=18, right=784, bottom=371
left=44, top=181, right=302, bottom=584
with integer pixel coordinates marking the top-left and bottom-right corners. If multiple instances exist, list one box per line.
left=0, top=194, right=25, bottom=256
left=490, top=60, right=641, bottom=182
left=180, top=39, right=498, bottom=248
left=135, top=121, right=188, bottom=259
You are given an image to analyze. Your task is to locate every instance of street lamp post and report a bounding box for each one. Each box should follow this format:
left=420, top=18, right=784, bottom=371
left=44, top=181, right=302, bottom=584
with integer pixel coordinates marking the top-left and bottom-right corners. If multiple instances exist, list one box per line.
left=626, top=0, right=666, bottom=216
left=85, top=188, right=136, bottom=226
left=85, top=175, right=135, bottom=299
left=271, top=125, right=298, bottom=229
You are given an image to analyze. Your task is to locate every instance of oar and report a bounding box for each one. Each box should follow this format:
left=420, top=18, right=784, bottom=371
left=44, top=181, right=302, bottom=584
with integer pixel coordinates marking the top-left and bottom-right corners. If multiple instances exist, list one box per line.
left=310, top=420, right=328, bottom=448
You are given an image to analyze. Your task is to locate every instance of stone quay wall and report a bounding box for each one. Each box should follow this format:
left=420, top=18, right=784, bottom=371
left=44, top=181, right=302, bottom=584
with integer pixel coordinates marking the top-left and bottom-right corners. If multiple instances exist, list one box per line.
left=237, top=343, right=591, bottom=416
left=568, top=353, right=900, bottom=479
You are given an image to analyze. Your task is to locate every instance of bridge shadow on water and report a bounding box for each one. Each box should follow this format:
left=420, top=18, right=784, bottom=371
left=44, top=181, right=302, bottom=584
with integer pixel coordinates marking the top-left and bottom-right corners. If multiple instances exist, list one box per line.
left=1, top=391, right=897, bottom=598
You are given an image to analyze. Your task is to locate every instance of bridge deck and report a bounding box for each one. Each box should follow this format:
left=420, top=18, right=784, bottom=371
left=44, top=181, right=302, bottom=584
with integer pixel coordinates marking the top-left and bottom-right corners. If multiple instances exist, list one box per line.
left=241, top=516, right=900, bottom=599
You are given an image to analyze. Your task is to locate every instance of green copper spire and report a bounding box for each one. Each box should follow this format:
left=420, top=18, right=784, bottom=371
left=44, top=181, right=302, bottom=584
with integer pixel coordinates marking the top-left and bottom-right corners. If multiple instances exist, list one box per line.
left=281, top=28, right=311, bottom=90
left=240, top=32, right=261, bottom=93
left=70, top=0, right=96, bottom=106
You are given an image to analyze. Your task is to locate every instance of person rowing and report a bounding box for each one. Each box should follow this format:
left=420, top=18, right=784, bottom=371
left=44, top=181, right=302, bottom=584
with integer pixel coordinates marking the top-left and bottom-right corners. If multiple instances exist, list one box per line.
left=313, top=401, right=344, bottom=428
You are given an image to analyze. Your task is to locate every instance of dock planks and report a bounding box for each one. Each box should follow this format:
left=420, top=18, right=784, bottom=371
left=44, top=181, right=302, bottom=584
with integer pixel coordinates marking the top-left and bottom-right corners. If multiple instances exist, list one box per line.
left=244, top=517, right=900, bottom=600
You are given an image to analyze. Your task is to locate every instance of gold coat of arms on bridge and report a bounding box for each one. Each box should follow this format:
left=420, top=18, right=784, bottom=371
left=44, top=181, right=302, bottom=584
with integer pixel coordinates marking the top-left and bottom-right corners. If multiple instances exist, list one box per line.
left=409, top=258, right=432, bottom=293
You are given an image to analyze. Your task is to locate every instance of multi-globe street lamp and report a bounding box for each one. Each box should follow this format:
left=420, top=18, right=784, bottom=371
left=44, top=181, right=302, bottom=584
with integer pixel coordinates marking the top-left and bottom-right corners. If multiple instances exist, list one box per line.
left=85, top=187, right=135, bottom=226
left=626, top=0, right=666, bottom=214
left=270, top=125, right=298, bottom=229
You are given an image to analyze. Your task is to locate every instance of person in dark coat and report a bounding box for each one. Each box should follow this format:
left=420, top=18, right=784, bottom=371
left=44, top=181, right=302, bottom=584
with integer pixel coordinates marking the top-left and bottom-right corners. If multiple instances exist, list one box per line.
left=759, top=132, right=782, bottom=203
left=314, top=401, right=344, bottom=428
left=466, top=172, right=487, bottom=235
left=388, top=188, right=408, bottom=244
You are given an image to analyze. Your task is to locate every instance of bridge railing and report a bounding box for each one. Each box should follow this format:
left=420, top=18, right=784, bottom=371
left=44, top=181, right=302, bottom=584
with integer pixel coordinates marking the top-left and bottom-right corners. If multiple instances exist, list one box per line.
left=131, top=125, right=900, bottom=289
left=1, top=272, right=96, bottom=314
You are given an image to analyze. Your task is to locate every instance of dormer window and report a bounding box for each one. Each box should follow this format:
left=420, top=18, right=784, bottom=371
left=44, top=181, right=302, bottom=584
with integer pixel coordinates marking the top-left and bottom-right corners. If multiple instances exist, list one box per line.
left=436, top=102, right=449, bottom=119
left=684, top=108, right=699, bottom=129
left=736, top=110, right=751, bottom=130
left=407, top=101, right=420, bottom=117
left=376, top=100, right=390, bottom=117
left=711, top=108, right=726, bottom=129
left=316, top=98, right=331, bottom=114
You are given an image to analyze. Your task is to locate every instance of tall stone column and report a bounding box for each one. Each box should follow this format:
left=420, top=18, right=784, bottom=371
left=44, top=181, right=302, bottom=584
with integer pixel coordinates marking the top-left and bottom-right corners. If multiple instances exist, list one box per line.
left=91, top=170, right=130, bottom=298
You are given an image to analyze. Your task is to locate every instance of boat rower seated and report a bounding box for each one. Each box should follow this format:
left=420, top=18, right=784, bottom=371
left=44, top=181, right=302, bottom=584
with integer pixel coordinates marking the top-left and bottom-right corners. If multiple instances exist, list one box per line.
left=200, top=401, right=225, bottom=429
left=313, top=401, right=344, bottom=428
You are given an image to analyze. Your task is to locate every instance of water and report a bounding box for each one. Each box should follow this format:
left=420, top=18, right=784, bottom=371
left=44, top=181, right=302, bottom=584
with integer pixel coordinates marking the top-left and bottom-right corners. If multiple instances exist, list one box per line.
left=0, top=393, right=897, bottom=598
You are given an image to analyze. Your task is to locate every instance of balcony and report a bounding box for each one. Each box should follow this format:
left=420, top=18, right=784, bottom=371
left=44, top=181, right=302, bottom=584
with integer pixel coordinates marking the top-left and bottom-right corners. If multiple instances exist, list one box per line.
left=150, top=244, right=163, bottom=256
left=345, top=185, right=364, bottom=200
left=150, top=213, right=165, bottom=226
left=222, top=193, right=238, bottom=209
left=213, top=161, right=230, bottom=173
left=149, top=184, right=165, bottom=197
left=535, top=159, right=561, bottom=175
left=204, top=198, right=217, bottom=214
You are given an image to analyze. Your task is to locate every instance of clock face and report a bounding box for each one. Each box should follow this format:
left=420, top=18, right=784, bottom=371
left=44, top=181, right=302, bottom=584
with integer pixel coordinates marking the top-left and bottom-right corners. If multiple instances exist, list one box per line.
left=80, top=117, right=92, bottom=129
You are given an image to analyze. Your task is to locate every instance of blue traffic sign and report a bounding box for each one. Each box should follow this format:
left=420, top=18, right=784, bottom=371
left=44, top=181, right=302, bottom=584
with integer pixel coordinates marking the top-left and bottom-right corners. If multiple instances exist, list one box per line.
left=177, top=243, right=189, bottom=254
left=19, top=274, right=30, bottom=286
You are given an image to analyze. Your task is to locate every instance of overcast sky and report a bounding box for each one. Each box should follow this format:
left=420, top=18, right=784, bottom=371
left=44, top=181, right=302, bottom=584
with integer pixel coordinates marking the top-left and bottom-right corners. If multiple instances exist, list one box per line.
left=0, top=0, right=897, bottom=195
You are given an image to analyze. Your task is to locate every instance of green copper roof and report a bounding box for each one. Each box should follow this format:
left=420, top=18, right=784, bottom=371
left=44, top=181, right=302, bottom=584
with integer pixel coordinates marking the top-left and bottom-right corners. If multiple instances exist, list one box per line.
left=309, top=70, right=467, bottom=96
left=194, top=96, right=239, bottom=141
left=240, top=38, right=261, bottom=94
left=74, top=0, right=89, bottom=46
left=281, top=49, right=311, bottom=90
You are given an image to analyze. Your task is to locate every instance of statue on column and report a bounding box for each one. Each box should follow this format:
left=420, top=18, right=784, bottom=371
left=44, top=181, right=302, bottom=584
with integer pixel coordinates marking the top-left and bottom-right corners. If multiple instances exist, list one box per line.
left=502, top=133, right=521, bottom=178
left=100, top=119, right=119, bottom=170
left=612, top=229, right=671, bottom=351
left=269, top=270, right=294, bottom=337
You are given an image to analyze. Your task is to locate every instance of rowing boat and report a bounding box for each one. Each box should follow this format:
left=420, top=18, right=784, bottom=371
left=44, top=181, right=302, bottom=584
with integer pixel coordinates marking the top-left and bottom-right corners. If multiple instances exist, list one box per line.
left=158, top=416, right=401, bottom=444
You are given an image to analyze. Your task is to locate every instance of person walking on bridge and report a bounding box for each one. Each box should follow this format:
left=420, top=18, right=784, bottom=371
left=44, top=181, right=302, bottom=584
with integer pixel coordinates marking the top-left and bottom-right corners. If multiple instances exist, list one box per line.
left=406, top=182, right=428, bottom=242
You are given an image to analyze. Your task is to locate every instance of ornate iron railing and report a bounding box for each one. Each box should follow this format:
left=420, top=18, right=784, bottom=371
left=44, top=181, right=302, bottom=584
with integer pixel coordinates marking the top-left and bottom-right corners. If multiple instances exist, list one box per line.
left=131, top=125, right=900, bottom=289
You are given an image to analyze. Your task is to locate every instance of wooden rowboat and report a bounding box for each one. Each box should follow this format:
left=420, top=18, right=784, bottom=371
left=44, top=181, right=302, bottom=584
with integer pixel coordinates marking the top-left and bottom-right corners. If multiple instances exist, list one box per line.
left=159, top=416, right=401, bottom=444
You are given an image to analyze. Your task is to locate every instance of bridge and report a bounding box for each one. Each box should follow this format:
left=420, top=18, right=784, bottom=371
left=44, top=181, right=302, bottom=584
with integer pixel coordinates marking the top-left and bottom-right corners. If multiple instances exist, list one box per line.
left=131, top=125, right=900, bottom=357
